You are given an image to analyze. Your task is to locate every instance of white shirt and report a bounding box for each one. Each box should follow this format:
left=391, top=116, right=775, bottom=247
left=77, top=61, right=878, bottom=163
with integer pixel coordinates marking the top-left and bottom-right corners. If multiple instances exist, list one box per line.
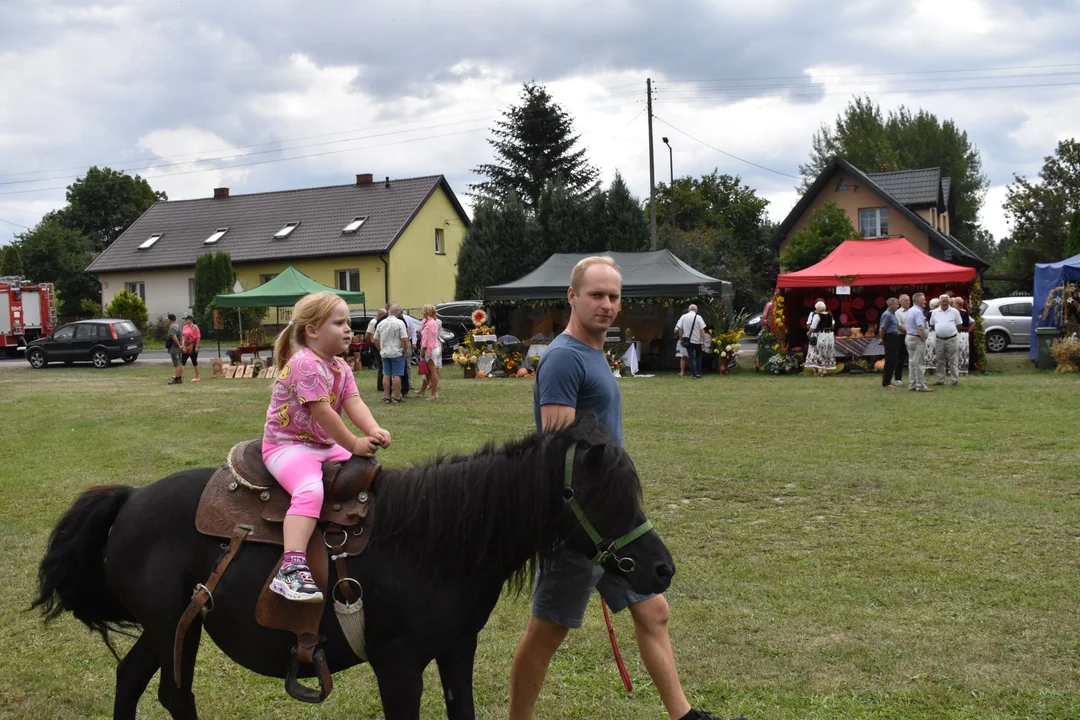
left=365, top=317, right=379, bottom=337
left=402, top=314, right=419, bottom=344
left=373, top=316, right=408, bottom=358
left=930, top=307, right=962, bottom=338
left=676, top=311, right=706, bottom=344
left=896, top=306, right=909, bottom=332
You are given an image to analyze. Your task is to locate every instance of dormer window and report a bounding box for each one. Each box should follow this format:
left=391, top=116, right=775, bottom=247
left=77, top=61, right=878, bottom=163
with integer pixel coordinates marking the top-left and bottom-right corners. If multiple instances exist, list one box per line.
left=138, top=233, right=162, bottom=250
left=274, top=222, right=300, bottom=239
left=204, top=228, right=228, bottom=245
left=342, top=216, right=368, bottom=233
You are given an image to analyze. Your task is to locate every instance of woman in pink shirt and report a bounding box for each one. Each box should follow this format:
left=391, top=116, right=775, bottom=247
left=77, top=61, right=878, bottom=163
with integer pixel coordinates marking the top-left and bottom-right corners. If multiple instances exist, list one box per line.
left=180, top=313, right=202, bottom=382
left=415, top=303, right=442, bottom=400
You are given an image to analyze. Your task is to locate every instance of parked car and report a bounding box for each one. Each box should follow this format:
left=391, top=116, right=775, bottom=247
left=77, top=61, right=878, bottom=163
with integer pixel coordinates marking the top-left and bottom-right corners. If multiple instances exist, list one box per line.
left=744, top=312, right=764, bottom=337
left=436, top=300, right=482, bottom=356
left=980, top=296, right=1033, bottom=352
left=26, top=318, right=143, bottom=369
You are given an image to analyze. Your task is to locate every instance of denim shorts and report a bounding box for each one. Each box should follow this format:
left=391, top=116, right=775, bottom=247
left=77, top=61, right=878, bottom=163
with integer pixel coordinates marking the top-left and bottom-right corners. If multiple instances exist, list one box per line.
left=381, top=355, right=405, bottom=377
left=169, top=348, right=183, bottom=368
left=531, top=542, right=655, bottom=629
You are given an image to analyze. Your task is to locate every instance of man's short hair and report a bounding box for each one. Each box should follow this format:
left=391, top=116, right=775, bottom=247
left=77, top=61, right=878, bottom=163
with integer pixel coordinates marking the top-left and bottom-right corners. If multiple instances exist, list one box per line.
left=688, top=303, right=698, bottom=312
left=912, top=292, right=925, bottom=303
left=899, top=294, right=910, bottom=301
left=887, top=297, right=898, bottom=307
left=167, top=313, right=176, bottom=321
left=570, top=255, right=620, bottom=291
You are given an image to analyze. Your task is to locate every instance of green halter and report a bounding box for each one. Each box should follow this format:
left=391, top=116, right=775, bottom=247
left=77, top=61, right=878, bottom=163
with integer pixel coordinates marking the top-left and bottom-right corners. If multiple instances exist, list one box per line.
left=563, top=444, right=654, bottom=572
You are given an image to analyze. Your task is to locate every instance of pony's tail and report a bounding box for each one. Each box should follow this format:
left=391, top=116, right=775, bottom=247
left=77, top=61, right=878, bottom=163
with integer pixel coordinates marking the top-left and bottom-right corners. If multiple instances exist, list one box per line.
left=273, top=324, right=295, bottom=372
left=32, top=485, right=138, bottom=659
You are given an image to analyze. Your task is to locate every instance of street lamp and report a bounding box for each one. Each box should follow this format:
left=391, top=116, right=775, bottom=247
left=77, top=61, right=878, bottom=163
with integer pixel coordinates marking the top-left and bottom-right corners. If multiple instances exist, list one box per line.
left=661, top=137, right=673, bottom=187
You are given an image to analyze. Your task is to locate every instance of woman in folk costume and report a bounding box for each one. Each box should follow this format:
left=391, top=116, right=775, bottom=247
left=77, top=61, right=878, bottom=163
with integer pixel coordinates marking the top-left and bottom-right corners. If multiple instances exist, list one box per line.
left=952, top=296, right=971, bottom=375
left=803, top=301, right=836, bottom=375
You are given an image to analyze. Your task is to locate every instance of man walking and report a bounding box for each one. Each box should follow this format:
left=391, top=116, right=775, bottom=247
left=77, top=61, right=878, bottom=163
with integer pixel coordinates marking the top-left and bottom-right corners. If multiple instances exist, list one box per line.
left=894, top=294, right=911, bottom=387
left=879, top=298, right=902, bottom=391
left=675, top=303, right=706, bottom=379
left=373, top=303, right=409, bottom=404
left=509, top=256, right=739, bottom=720
left=905, top=293, right=932, bottom=392
left=166, top=313, right=184, bottom=385
left=930, top=294, right=963, bottom=386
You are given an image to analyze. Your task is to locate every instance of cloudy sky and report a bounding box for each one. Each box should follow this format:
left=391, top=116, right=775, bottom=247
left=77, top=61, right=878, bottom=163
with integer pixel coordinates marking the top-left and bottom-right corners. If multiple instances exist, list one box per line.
left=2, top=0, right=1079, bottom=249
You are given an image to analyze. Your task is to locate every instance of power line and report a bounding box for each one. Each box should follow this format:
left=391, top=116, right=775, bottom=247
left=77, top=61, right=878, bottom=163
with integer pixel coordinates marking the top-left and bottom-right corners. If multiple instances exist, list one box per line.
left=660, top=80, right=1080, bottom=102
left=0, top=217, right=29, bottom=229
left=660, top=61, right=1080, bottom=86
left=657, top=70, right=1080, bottom=94
left=652, top=115, right=799, bottom=179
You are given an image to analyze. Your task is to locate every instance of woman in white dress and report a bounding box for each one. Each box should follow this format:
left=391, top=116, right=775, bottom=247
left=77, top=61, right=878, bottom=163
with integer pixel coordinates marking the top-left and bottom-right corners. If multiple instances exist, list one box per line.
left=924, top=297, right=939, bottom=372
left=804, top=301, right=836, bottom=375
left=952, top=296, right=971, bottom=375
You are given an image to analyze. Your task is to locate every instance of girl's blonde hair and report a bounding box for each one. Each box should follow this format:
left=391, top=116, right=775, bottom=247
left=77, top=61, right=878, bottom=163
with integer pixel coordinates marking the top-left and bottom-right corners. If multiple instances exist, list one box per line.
left=273, top=291, right=348, bottom=371
left=421, top=303, right=436, bottom=318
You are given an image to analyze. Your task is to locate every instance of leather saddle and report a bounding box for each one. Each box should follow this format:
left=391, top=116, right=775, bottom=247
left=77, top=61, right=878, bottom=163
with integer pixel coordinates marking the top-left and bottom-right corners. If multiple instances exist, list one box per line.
left=182, top=439, right=381, bottom=703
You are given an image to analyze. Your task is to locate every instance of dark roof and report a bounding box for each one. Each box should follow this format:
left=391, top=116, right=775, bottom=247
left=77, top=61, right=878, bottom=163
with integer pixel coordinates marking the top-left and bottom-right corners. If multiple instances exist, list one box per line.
left=88, top=175, right=470, bottom=273
left=484, top=250, right=733, bottom=301
left=866, top=167, right=942, bottom=206
left=941, top=176, right=952, bottom=204
left=771, top=158, right=986, bottom=269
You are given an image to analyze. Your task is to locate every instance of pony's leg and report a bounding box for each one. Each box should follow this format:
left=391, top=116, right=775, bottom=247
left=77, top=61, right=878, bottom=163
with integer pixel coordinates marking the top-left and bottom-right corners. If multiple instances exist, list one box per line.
left=113, top=634, right=159, bottom=720
left=151, top=616, right=203, bottom=720
left=372, top=655, right=426, bottom=720
left=435, top=635, right=478, bottom=720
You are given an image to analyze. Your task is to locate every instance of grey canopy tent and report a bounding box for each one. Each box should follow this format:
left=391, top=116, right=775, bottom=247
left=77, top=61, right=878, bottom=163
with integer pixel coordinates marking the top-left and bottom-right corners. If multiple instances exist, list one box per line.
left=483, top=250, right=732, bottom=302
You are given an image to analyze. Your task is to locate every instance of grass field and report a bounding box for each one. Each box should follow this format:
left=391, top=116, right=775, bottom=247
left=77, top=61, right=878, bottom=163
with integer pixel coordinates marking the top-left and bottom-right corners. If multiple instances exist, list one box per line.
left=1, top=356, right=1077, bottom=719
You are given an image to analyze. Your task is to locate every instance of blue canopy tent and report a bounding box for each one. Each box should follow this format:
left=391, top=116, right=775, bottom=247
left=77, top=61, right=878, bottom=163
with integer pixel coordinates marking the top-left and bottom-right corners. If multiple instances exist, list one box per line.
left=1029, top=253, right=1080, bottom=359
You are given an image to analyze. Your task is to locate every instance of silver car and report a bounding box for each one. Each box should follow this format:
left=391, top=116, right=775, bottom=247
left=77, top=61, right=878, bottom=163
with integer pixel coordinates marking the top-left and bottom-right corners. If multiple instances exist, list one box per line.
left=980, top=296, right=1033, bottom=352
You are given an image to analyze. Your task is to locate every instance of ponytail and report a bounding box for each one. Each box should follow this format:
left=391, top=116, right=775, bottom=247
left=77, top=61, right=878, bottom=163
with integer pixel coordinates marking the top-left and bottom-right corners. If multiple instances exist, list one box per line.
left=272, top=292, right=347, bottom=372
left=273, top=323, right=297, bottom=372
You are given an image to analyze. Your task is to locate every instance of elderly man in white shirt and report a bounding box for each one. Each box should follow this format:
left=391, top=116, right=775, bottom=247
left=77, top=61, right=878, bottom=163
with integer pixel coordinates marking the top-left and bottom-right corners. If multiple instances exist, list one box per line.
left=930, top=294, right=964, bottom=386
left=675, top=303, right=707, bottom=379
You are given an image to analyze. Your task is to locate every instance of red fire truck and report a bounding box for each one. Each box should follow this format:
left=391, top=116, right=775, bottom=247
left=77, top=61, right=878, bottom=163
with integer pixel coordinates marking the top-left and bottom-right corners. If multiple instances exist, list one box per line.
left=0, top=277, right=58, bottom=355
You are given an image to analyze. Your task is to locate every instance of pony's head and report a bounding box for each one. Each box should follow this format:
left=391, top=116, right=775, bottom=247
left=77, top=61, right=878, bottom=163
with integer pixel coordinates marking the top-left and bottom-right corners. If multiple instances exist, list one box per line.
left=550, top=417, right=675, bottom=596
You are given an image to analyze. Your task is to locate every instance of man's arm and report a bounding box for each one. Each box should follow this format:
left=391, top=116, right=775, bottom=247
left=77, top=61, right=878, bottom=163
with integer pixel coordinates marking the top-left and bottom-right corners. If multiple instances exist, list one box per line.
left=540, top=404, right=576, bottom=432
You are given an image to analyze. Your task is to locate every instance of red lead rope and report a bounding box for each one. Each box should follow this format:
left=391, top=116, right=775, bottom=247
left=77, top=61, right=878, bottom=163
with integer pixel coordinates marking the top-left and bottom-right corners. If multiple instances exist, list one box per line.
left=600, top=597, right=633, bottom=692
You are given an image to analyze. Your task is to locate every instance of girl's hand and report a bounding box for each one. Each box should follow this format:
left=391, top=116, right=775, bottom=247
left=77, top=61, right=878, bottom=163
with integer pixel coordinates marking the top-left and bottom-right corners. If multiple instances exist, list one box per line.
left=352, top=436, right=381, bottom=457
left=370, top=427, right=392, bottom=449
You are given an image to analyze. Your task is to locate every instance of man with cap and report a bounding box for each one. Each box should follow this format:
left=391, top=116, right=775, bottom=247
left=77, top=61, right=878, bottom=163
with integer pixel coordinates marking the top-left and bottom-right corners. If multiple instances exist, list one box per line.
left=166, top=313, right=184, bottom=384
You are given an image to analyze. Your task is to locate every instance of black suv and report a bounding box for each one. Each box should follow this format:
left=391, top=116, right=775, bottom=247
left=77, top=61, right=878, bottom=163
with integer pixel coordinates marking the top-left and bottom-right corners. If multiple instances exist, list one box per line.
left=26, top=319, right=143, bottom=369
left=436, top=300, right=481, bottom=354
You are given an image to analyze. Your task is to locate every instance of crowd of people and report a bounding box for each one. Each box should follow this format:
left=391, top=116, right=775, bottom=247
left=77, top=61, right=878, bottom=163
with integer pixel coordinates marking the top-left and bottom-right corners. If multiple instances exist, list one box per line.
left=364, top=302, right=443, bottom=403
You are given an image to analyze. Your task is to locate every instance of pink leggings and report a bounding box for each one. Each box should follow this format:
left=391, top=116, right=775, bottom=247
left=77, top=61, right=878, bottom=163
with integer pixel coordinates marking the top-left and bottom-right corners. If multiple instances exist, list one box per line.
left=262, top=442, right=353, bottom=518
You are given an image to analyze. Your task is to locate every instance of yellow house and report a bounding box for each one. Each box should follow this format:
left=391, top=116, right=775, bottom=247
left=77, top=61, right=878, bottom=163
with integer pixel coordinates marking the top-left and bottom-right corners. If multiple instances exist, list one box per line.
left=88, top=173, right=470, bottom=319
left=772, top=158, right=987, bottom=271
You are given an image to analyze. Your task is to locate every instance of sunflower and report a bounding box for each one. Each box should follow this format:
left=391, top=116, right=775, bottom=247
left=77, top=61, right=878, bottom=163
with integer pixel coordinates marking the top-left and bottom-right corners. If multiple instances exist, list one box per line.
left=471, top=308, right=488, bottom=327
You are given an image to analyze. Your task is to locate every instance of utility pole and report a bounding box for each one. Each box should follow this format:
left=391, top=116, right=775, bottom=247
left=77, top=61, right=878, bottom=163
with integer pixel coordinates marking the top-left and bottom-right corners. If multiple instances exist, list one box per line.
left=647, top=78, right=657, bottom=250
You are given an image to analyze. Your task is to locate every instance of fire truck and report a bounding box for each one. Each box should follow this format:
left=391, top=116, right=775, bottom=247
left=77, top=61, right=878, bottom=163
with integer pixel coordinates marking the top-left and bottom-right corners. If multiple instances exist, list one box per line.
left=0, top=277, right=58, bottom=356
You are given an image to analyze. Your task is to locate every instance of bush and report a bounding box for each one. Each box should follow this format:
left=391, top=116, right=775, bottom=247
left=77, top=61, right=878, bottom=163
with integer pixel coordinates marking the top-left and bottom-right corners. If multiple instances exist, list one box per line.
left=103, top=290, right=148, bottom=329
left=145, top=314, right=172, bottom=342
left=79, top=298, right=102, bottom=319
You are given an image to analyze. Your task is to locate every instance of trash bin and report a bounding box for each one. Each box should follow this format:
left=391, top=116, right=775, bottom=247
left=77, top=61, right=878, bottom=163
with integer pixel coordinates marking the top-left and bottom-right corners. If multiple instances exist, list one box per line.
left=1036, top=326, right=1063, bottom=370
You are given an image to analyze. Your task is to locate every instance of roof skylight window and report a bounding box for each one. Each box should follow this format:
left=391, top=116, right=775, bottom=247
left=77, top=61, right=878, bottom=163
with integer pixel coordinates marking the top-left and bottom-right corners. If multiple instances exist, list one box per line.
left=274, top=222, right=300, bottom=239
left=342, top=216, right=368, bottom=233
left=138, top=233, right=162, bottom=250
left=204, top=228, right=228, bottom=245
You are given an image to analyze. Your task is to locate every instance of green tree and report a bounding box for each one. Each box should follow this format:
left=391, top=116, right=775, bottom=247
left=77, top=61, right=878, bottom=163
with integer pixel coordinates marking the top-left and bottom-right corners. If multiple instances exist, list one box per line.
left=472, top=83, right=599, bottom=209
left=16, top=220, right=99, bottom=314
left=537, top=181, right=591, bottom=257
left=799, top=96, right=988, bottom=249
left=1065, top=208, right=1080, bottom=260
left=594, top=171, right=649, bottom=252
left=780, top=201, right=857, bottom=272
left=192, top=252, right=234, bottom=329
left=103, top=290, right=148, bottom=329
left=58, top=166, right=166, bottom=252
left=0, top=244, right=24, bottom=276
left=454, top=195, right=538, bottom=300
left=1000, top=139, right=1080, bottom=283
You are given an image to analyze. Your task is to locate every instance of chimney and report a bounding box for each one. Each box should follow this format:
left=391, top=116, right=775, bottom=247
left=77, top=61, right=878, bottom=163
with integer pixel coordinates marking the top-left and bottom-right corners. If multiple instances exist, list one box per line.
left=385, top=176, right=390, bottom=189
left=213, top=187, right=229, bottom=199
left=356, top=173, right=373, bottom=185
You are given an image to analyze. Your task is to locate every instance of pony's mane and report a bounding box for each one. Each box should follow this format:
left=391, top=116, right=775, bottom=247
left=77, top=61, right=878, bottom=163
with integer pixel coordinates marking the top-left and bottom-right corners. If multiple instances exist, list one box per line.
left=369, top=417, right=630, bottom=591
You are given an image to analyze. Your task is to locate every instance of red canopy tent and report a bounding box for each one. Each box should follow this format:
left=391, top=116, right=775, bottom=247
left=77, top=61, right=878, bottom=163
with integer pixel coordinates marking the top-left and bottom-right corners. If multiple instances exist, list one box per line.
left=777, top=237, right=976, bottom=288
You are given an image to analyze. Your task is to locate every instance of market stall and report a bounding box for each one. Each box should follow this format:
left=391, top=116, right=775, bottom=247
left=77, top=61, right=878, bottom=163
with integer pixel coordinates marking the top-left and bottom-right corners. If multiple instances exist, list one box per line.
left=775, top=238, right=977, bottom=369
left=1029, top=253, right=1080, bottom=361
left=484, top=250, right=733, bottom=373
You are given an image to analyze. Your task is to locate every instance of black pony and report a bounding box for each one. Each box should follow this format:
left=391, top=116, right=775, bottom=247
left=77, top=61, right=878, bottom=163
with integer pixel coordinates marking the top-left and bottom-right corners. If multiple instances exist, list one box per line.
left=34, top=418, right=674, bottom=720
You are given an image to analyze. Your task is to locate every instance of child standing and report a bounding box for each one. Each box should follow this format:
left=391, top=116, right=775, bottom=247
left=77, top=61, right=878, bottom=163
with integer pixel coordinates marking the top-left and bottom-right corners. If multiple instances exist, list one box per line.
left=263, top=292, right=392, bottom=602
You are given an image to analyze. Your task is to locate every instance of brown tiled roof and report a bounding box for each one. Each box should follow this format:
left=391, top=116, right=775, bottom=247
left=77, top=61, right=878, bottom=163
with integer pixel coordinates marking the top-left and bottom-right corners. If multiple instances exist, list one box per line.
left=88, top=175, right=469, bottom=273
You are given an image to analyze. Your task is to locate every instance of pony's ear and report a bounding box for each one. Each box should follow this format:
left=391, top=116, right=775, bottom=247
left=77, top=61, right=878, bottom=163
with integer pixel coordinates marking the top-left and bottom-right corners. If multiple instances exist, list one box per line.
left=580, top=443, right=607, bottom=472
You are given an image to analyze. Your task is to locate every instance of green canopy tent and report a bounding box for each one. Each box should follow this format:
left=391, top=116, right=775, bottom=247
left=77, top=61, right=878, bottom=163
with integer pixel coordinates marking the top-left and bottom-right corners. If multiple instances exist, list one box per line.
left=213, top=266, right=365, bottom=356
left=214, top=266, right=365, bottom=307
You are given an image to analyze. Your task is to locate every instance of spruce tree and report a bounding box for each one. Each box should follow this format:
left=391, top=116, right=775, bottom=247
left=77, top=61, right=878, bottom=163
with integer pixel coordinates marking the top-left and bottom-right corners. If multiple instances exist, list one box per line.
left=472, top=83, right=599, bottom=209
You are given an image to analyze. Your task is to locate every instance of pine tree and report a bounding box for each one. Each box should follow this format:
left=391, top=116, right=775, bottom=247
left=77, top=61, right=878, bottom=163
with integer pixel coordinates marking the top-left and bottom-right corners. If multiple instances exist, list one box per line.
left=454, top=195, right=538, bottom=300
left=0, top=244, right=24, bottom=276
left=598, top=171, right=649, bottom=252
left=471, top=83, right=599, bottom=209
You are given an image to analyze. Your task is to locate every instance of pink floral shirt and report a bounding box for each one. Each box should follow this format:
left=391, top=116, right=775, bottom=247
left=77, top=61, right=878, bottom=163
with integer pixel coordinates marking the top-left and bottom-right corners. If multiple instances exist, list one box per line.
left=263, top=347, right=359, bottom=448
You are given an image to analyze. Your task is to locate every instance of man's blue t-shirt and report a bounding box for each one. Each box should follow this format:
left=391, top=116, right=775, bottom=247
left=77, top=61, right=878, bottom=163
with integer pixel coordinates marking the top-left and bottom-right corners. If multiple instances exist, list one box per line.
left=533, top=333, right=623, bottom=446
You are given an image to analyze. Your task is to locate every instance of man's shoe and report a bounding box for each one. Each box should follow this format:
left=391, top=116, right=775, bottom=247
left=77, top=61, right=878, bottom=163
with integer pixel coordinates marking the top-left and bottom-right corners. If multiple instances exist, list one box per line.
left=269, top=564, right=323, bottom=603
left=893, top=380, right=902, bottom=386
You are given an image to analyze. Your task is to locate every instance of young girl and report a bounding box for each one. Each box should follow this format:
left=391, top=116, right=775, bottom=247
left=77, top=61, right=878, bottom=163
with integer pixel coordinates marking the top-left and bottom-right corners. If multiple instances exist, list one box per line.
left=263, top=292, right=392, bottom=603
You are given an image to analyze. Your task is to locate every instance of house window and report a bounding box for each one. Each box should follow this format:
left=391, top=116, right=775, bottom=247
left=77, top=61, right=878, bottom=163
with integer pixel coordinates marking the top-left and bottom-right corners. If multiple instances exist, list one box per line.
left=342, top=216, right=368, bottom=233
left=274, top=222, right=299, bottom=239
left=125, top=282, right=145, bottom=299
left=138, top=234, right=162, bottom=250
left=435, top=228, right=445, bottom=255
left=336, top=269, right=360, bottom=292
left=859, top=207, right=889, bottom=238
left=204, top=228, right=228, bottom=245
left=188, top=278, right=195, bottom=307
left=260, top=274, right=278, bottom=285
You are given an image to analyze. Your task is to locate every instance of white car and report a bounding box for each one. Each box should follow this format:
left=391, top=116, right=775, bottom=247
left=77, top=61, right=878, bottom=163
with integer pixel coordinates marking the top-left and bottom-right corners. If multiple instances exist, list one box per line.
left=980, top=296, right=1033, bottom=352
